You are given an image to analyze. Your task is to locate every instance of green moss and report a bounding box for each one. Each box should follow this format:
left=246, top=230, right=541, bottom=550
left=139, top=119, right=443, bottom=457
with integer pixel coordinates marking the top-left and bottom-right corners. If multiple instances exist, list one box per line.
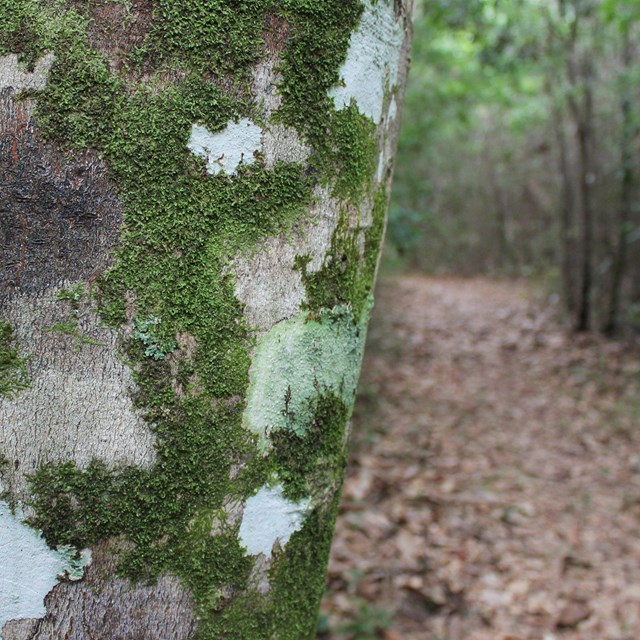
left=140, top=0, right=271, bottom=80
left=320, top=104, right=378, bottom=203
left=27, top=394, right=258, bottom=585
left=277, top=0, right=363, bottom=140
left=362, top=185, right=389, bottom=293
left=0, top=0, right=58, bottom=67
left=0, top=321, right=30, bottom=399
left=278, top=1, right=378, bottom=204
left=270, top=393, right=349, bottom=502
left=296, top=186, right=388, bottom=319
left=203, top=493, right=342, bottom=640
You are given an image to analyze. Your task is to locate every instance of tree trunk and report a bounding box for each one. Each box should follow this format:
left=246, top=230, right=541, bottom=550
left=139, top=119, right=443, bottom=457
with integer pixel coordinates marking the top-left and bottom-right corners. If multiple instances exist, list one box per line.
left=486, top=152, right=513, bottom=272
left=605, top=24, right=636, bottom=336
left=574, top=79, right=596, bottom=333
left=0, top=2, right=412, bottom=638
left=545, top=77, right=577, bottom=316
left=565, top=12, right=596, bottom=332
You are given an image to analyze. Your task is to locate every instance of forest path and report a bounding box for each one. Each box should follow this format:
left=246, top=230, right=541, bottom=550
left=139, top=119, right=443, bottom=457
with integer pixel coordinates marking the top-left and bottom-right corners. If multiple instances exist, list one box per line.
left=321, top=275, right=640, bottom=640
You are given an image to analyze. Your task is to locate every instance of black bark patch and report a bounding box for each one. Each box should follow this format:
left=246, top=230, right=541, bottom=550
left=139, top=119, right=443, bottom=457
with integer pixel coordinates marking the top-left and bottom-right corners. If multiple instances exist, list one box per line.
left=0, top=90, right=122, bottom=301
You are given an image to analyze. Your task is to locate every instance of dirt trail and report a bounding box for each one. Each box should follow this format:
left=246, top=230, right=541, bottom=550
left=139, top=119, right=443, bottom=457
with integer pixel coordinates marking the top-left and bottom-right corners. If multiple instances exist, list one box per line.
left=321, top=275, right=640, bottom=640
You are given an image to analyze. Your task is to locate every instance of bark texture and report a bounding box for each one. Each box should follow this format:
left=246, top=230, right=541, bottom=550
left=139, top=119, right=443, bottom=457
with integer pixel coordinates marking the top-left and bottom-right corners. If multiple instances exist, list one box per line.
left=0, top=1, right=412, bottom=637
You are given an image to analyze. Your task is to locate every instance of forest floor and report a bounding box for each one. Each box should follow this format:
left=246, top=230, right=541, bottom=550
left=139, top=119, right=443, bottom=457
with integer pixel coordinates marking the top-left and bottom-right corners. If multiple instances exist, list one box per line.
left=319, top=275, right=640, bottom=640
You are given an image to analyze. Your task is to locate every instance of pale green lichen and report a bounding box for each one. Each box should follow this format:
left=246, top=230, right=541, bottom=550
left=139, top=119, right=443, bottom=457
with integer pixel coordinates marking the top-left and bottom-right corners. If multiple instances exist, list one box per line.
left=244, top=302, right=372, bottom=449
left=132, top=316, right=176, bottom=360
left=53, top=544, right=91, bottom=581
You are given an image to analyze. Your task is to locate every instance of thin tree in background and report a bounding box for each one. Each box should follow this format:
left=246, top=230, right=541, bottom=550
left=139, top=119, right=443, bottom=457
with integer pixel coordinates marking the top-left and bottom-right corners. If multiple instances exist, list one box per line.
left=605, top=16, right=637, bottom=334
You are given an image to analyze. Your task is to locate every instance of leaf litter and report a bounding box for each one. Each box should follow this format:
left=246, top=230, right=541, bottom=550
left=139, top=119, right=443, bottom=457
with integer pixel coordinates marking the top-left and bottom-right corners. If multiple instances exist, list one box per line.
left=320, top=275, right=640, bottom=640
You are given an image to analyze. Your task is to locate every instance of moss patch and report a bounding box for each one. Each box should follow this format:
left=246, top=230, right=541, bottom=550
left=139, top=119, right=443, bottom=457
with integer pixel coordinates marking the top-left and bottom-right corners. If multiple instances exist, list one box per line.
left=296, top=186, right=387, bottom=319
left=140, top=0, right=271, bottom=80
left=201, top=492, right=342, bottom=640
left=320, top=104, right=378, bottom=203
left=0, top=321, right=30, bottom=399
left=271, top=393, right=350, bottom=502
left=277, top=0, right=363, bottom=141
left=277, top=1, right=378, bottom=204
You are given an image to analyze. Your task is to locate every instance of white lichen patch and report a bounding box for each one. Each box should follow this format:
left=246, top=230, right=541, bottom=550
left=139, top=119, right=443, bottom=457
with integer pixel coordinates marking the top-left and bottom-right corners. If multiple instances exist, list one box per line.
left=328, top=0, right=404, bottom=124
left=0, top=286, right=156, bottom=503
left=238, top=485, right=310, bottom=558
left=388, top=95, right=398, bottom=121
left=242, top=303, right=371, bottom=450
left=377, top=152, right=386, bottom=183
left=0, top=495, right=90, bottom=636
left=188, top=119, right=263, bottom=175
left=0, top=53, right=55, bottom=92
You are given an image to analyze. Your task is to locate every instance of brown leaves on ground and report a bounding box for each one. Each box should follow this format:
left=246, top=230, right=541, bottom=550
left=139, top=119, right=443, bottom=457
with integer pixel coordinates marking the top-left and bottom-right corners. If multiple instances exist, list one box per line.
left=320, top=275, right=640, bottom=640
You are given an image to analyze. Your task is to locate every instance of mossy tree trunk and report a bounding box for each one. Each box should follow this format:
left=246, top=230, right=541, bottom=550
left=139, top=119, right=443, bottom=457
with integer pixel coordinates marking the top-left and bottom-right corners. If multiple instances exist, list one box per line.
left=0, top=1, right=412, bottom=638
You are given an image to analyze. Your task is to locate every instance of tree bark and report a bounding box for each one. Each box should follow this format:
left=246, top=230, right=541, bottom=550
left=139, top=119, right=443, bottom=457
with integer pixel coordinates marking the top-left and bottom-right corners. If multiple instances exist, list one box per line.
left=488, top=159, right=514, bottom=272
left=0, top=2, right=412, bottom=638
left=574, top=75, right=596, bottom=333
left=545, top=76, right=577, bottom=316
left=564, top=9, right=596, bottom=332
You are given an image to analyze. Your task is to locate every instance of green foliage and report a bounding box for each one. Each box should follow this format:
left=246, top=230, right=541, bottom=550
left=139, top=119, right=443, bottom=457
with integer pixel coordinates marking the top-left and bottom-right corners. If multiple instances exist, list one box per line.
left=0, top=321, right=30, bottom=399
left=340, top=604, right=392, bottom=639
left=392, top=0, right=640, bottom=332
left=389, top=0, right=570, bottom=272
left=601, top=0, right=640, bottom=26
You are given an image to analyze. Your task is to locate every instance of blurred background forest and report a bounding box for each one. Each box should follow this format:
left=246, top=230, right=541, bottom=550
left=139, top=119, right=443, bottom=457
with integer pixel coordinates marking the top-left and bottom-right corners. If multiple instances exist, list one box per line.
left=389, top=0, right=640, bottom=334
